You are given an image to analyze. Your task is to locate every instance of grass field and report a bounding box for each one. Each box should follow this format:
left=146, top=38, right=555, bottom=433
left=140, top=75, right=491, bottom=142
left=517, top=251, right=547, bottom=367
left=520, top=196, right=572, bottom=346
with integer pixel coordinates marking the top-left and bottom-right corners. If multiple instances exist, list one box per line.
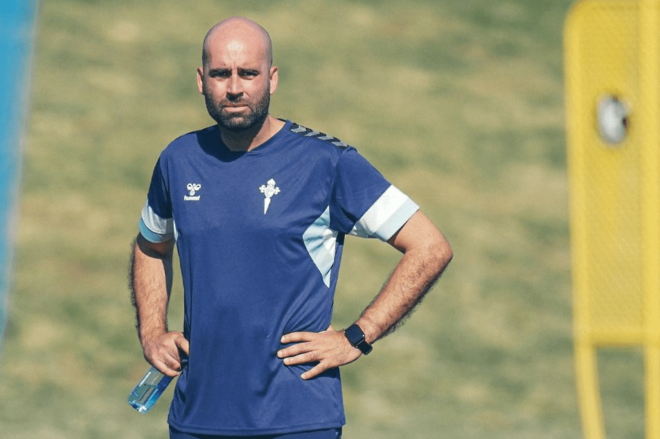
left=0, top=0, right=647, bottom=438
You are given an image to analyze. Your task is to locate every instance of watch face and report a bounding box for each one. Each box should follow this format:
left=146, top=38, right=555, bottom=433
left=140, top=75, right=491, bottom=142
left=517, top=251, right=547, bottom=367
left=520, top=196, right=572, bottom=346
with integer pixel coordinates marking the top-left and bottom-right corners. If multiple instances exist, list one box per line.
left=345, top=325, right=364, bottom=345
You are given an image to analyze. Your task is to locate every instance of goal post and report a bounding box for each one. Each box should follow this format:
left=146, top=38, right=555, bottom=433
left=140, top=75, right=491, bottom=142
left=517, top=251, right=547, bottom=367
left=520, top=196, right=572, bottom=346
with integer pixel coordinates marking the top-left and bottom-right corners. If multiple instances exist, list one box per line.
left=565, top=0, right=660, bottom=437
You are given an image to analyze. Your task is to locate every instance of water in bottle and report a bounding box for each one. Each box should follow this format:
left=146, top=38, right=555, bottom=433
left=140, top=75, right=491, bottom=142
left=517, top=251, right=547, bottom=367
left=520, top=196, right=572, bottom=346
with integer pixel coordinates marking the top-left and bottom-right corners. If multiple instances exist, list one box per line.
left=127, top=366, right=174, bottom=414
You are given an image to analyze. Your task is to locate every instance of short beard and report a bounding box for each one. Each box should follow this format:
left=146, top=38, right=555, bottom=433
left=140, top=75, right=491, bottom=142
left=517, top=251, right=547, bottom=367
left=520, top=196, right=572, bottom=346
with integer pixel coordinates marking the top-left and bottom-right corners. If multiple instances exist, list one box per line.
left=203, top=85, right=271, bottom=132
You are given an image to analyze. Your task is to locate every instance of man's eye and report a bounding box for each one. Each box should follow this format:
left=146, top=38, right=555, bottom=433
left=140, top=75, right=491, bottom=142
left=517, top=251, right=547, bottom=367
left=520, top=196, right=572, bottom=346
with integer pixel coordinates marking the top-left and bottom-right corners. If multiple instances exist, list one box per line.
left=210, top=70, right=231, bottom=78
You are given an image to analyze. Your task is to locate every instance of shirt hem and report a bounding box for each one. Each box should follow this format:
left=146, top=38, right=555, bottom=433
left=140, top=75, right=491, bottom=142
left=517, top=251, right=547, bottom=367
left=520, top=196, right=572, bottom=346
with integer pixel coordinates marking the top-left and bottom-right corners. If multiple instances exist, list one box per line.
left=166, top=419, right=346, bottom=437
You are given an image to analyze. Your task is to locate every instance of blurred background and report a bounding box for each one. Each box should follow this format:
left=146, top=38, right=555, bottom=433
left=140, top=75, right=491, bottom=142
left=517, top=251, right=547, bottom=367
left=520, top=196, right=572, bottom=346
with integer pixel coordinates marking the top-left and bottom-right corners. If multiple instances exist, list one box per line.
left=0, top=0, right=645, bottom=438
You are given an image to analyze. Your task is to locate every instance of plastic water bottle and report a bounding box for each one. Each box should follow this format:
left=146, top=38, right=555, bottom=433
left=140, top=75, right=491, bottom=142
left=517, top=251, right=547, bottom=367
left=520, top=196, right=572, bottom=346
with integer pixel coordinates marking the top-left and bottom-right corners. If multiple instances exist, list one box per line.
left=127, top=365, right=174, bottom=414
left=128, top=355, right=188, bottom=414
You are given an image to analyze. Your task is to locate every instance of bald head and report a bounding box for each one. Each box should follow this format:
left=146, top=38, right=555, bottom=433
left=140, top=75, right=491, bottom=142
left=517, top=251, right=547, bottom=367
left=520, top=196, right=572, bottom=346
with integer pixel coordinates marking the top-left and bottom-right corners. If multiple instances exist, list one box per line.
left=202, top=17, right=273, bottom=67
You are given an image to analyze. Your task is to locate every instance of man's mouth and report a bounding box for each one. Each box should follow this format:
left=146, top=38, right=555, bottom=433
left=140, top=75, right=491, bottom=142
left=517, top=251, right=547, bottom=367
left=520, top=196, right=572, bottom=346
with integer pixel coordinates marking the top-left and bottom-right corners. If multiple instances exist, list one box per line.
left=223, top=105, right=248, bottom=112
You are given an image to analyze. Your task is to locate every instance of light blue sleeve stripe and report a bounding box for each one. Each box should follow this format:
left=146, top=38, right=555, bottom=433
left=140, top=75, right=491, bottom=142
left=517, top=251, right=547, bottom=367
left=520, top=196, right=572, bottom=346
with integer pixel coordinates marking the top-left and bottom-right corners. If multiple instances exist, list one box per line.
left=373, top=198, right=419, bottom=241
left=351, top=185, right=419, bottom=241
left=139, top=218, right=173, bottom=243
left=139, top=200, right=174, bottom=243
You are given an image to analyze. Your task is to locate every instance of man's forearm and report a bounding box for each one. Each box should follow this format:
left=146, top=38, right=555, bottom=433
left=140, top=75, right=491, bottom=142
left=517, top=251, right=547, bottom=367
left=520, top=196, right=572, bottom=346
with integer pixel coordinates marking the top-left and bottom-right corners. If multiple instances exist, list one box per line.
left=356, top=236, right=452, bottom=344
left=129, top=235, right=174, bottom=343
left=129, top=235, right=189, bottom=375
left=353, top=211, right=453, bottom=344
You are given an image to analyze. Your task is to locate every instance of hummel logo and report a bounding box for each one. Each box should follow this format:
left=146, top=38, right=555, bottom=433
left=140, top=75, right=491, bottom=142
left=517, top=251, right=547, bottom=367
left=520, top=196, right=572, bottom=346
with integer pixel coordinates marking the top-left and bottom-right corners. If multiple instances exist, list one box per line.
left=259, top=179, right=280, bottom=214
left=184, top=183, right=202, bottom=201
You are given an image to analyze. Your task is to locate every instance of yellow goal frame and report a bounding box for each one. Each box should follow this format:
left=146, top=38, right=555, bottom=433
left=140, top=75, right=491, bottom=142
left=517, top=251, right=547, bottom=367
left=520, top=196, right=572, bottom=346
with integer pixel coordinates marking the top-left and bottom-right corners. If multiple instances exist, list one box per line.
left=565, top=0, right=660, bottom=437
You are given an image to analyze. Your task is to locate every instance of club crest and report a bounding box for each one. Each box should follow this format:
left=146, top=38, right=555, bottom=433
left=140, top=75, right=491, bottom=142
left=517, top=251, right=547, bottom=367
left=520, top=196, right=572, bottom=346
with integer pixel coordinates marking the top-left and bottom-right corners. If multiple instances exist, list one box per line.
left=259, top=179, right=280, bottom=214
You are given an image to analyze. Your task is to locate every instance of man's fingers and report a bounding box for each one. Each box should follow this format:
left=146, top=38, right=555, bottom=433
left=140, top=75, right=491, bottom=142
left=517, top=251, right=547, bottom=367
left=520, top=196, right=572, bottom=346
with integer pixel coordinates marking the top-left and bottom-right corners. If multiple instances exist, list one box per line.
left=301, top=363, right=328, bottom=380
left=278, top=331, right=318, bottom=358
left=279, top=328, right=363, bottom=380
left=277, top=341, right=310, bottom=359
left=144, top=331, right=189, bottom=376
left=167, top=349, right=185, bottom=369
left=154, top=357, right=181, bottom=377
left=277, top=329, right=365, bottom=381
left=161, top=347, right=185, bottom=374
left=282, top=350, right=321, bottom=366
left=280, top=331, right=316, bottom=344
left=175, top=333, right=190, bottom=356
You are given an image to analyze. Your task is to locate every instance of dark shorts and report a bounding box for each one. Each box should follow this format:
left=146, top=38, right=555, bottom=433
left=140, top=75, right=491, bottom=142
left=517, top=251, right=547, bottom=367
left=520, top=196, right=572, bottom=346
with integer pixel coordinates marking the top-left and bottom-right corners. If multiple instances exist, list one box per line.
left=169, top=426, right=342, bottom=439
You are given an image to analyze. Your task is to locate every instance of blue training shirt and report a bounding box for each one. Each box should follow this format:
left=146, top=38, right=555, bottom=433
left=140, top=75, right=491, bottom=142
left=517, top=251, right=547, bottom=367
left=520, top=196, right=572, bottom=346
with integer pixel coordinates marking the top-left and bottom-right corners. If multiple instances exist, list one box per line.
left=139, top=120, right=419, bottom=436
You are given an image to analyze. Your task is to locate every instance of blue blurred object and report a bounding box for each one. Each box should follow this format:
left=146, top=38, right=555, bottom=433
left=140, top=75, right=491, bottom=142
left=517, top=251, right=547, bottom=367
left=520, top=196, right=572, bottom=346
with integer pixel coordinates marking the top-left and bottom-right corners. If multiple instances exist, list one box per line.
left=127, top=365, right=175, bottom=414
left=0, top=1, right=39, bottom=347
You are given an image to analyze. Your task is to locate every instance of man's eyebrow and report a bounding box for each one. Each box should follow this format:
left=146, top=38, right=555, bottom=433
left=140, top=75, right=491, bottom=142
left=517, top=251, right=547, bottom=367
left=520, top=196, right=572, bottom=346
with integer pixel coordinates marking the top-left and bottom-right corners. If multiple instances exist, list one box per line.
left=238, top=67, right=260, bottom=74
left=207, top=67, right=260, bottom=74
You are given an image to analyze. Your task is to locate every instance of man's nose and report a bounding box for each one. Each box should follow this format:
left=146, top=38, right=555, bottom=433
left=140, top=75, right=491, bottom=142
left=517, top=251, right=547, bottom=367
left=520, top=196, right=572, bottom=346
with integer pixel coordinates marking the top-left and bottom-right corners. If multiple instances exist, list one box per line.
left=227, top=74, right=243, bottom=97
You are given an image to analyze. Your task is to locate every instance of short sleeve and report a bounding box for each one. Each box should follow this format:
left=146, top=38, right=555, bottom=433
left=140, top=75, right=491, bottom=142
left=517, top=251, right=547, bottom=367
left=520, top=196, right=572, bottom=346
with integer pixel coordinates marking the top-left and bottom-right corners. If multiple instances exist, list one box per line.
left=329, top=148, right=419, bottom=241
left=139, top=157, right=175, bottom=243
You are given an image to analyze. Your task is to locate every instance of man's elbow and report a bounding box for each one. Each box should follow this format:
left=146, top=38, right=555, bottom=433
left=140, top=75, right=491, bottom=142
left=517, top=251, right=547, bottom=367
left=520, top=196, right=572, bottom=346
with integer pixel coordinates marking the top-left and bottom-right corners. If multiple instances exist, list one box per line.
left=135, top=233, right=174, bottom=260
left=429, top=233, right=453, bottom=274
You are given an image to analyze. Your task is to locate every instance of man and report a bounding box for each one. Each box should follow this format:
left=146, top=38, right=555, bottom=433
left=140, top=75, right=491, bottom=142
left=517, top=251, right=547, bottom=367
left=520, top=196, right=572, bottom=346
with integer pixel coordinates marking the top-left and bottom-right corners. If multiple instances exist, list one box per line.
left=130, top=16, right=452, bottom=439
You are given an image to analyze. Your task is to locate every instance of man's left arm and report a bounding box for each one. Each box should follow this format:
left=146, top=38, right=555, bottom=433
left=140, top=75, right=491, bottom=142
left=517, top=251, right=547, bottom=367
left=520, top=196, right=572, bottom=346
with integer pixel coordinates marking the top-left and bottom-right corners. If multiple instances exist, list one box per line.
left=278, top=210, right=453, bottom=380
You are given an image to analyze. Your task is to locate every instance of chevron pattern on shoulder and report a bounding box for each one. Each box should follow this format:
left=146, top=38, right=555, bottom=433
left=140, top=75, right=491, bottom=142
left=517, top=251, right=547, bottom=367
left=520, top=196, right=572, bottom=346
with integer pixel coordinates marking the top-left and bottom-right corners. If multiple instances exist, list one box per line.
left=290, top=123, right=349, bottom=149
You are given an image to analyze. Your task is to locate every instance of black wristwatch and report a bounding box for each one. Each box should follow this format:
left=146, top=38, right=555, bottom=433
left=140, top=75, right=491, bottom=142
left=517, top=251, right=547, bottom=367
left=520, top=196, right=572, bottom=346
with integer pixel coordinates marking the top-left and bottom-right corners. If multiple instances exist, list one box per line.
left=344, top=323, right=373, bottom=355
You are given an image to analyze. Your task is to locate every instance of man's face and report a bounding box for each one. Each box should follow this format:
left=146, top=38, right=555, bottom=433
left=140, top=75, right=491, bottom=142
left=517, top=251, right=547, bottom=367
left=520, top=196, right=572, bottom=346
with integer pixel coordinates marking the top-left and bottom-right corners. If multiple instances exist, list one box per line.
left=197, top=36, right=277, bottom=132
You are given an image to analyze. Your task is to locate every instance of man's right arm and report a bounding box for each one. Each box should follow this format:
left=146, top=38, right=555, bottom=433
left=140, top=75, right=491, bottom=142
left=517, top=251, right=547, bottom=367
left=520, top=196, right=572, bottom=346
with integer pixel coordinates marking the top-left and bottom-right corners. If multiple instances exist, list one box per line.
left=130, top=233, right=189, bottom=377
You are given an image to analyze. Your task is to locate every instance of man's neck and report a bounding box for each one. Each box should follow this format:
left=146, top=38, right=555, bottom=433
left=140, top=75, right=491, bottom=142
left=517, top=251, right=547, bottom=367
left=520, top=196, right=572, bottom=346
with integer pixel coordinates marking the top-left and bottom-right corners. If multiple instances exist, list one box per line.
left=220, top=115, right=285, bottom=152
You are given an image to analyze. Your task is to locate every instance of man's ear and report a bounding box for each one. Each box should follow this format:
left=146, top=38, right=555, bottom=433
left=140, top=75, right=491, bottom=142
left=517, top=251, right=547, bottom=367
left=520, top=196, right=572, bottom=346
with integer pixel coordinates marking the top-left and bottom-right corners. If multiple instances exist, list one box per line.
left=269, top=66, right=279, bottom=95
left=197, top=67, right=204, bottom=95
